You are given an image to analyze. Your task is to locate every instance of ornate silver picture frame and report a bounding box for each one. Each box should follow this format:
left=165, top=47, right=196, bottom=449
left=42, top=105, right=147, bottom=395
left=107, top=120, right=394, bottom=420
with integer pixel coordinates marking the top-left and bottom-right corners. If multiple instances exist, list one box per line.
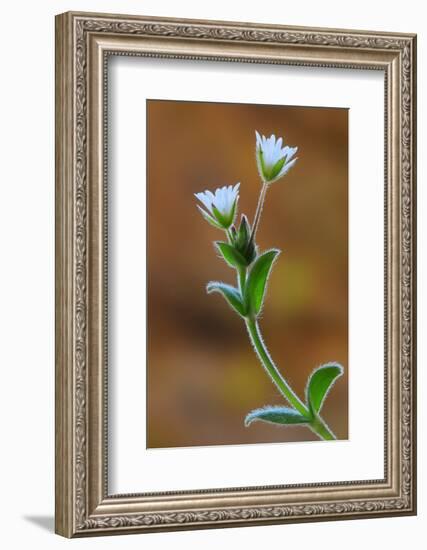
left=55, top=11, right=416, bottom=537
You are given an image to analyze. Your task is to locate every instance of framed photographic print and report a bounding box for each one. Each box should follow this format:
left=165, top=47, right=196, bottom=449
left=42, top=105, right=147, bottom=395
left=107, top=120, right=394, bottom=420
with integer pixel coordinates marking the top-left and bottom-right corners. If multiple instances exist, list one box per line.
left=55, top=11, right=417, bottom=537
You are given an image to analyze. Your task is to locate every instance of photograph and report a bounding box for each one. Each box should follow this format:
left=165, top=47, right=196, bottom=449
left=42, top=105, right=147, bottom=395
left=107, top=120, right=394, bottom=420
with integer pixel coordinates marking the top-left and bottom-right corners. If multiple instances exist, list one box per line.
left=53, top=10, right=416, bottom=538
left=146, top=99, right=349, bottom=448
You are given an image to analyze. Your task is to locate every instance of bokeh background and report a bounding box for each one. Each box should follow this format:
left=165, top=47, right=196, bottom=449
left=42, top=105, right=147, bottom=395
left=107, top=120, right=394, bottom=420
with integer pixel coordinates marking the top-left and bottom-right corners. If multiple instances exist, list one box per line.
left=146, top=100, right=348, bottom=447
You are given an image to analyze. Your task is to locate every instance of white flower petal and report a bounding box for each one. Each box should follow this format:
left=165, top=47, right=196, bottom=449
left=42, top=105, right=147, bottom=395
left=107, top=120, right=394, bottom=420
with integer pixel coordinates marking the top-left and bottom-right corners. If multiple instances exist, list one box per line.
left=276, top=137, right=283, bottom=151
left=195, top=191, right=214, bottom=214
left=255, top=131, right=298, bottom=182
left=278, top=157, right=298, bottom=177
left=195, top=183, right=239, bottom=223
left=284, top=146, right=298, bottom=162
left=196, top=184, right=237, bottom=227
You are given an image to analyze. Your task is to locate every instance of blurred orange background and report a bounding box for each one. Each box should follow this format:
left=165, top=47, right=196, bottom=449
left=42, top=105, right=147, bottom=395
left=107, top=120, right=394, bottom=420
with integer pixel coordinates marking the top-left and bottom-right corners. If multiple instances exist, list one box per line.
left=147, top=99, right=348, bottom=447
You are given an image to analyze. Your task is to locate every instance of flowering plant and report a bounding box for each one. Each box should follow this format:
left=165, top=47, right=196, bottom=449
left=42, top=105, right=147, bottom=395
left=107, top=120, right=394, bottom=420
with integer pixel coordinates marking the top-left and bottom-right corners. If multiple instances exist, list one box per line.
left=195, top=132, right=343, bottom=441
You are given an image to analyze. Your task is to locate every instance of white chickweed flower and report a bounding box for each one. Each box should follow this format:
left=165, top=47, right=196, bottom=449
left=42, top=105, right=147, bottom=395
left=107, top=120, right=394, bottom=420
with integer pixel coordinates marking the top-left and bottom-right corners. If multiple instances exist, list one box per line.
left=255, top=131, right=298, bottom=183
left=195, top=183, right=240, bottom=230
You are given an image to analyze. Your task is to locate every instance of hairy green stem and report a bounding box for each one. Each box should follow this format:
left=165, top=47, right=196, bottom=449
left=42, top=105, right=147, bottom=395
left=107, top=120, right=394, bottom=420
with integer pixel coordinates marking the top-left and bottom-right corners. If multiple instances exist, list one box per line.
left=245, top=316, right=335, bottom=441
left=249, top=181, right=268, bottom=246
left=245, top=316, right=306, bottom=415
left=237, top=265, right=246, bottom=294
left=309, top=415, right=336, bottom=441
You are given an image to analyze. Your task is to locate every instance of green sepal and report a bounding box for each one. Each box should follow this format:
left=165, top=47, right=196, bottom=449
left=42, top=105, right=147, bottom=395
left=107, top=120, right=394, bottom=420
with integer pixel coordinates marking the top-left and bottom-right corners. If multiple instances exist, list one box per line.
left=206, top=281, right=247, bottom=317
left=245, top=406, right=311, bottom=427
left=215, top=242, right=249, bottom=268
left=244, top=249, right=280, bottom=315
left=257, top=150, right=269, bottom=181
left=210, top=199, right=237, bottom=230
left=306, top=363, right=344, bottom=417
left=229, top=199, right=237, bottom=226
left=270, top=157, right=286, bottom=180
left=196, top=206, right=224, bottom=230
left=211, top=205, right=229, bottom=228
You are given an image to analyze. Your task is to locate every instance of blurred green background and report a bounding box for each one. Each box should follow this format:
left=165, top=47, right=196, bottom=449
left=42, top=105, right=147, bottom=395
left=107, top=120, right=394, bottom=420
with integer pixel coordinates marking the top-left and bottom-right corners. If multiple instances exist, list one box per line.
left=146, top=100, right=348, bottom=447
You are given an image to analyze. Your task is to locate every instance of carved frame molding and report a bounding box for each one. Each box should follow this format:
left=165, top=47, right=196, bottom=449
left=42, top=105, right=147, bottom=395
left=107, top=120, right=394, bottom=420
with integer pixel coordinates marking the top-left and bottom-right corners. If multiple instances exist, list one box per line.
left=55, top=11, right=416, bottom=537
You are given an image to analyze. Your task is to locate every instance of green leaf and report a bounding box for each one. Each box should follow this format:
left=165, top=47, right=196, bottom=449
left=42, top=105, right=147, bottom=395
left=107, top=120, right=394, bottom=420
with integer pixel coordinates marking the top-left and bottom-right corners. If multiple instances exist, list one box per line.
left=216, top=241, right=248, bottom=268
left=245, top=406, right=311, bottom=427
left=306, top=363, right=344, bottom=416
left=244, top=249, right=280, bottom=315
left=196, top=206, right=223, bottom=230
left=206, top=281, right=246, bottom=317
